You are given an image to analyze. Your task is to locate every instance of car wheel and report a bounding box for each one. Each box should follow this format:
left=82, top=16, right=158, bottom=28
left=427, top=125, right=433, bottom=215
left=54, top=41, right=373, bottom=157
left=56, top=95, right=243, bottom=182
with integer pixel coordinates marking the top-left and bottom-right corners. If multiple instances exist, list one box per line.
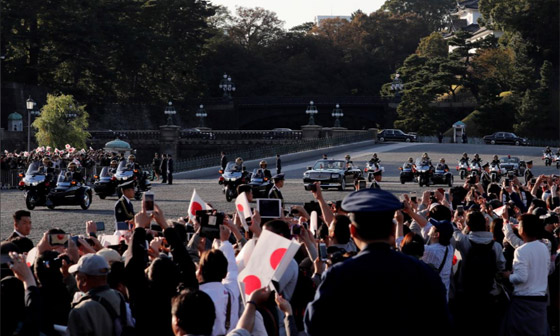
left=490, top=140, right=496, bottom=145
left=400, top=176, right=406, bottom=184
left=515, top=140, right=520, bottom=146
left=379, top=137, right=385, bottom=142
left=406, top=138, right=411, bottom=142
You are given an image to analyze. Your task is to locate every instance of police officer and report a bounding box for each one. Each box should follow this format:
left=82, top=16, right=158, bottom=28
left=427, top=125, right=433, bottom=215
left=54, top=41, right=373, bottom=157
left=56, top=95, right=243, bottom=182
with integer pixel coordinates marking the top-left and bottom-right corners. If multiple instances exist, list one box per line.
left=160, top=154, right=168, bottom=183
left=459, top=152, right=469, bottom=164
left=370, top=170, right=382, bottom=189
left=369, top=153, right=380, bottom=165
left=304, top=188, right=451, bottom=335
left=268, top=173, right=284, bottom=201
left=66, top=162, right=83, bottom=183
left=480, top=162, right=492, bottom=190
left=115, top=180, right=135, bottom=223
left=108, top=160, right=119, bottom=174
left=437, top=158, right=449, bottom=171
left=524, top=160, right=534, bottom=185
left=471, top=153, right=482, bottom=167
left=258, top=160, right=272, bottom=179
left=276, top=154, right=282, bottom=174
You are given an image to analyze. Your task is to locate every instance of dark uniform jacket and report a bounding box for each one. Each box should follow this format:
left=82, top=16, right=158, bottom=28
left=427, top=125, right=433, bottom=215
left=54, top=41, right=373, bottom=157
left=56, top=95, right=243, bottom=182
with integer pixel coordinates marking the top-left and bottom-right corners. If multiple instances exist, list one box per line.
left=524, top=168, right=534, bottom=185
left=114, top=196, right=134, bottom=222
left=268, top=185, right=283, bottom=200
left=221, top=156, right=228, bottom=170
left=304, top=243, right=451, bottom=336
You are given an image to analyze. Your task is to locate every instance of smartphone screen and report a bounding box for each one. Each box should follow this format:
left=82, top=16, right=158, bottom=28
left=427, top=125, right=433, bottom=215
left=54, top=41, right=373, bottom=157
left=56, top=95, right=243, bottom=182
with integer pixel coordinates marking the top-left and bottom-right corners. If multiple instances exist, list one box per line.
left=318, top=243, right=328, bottom=261
left=96, top=221, right=105, bottom=231
left=358, top=180, right=366, bottom=189
left=457, top=205, right=464, bottom=215
left=143, top=192, right=154, bottom=214
left=49, top=233, right=70, bottom=246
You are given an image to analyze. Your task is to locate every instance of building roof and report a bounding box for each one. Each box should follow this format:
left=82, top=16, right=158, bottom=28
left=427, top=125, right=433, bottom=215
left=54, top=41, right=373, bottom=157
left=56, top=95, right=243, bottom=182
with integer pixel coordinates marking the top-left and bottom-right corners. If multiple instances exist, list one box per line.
left=104, top=138, right=131, bottom=150
left=8, top=112, right=23, bottom=120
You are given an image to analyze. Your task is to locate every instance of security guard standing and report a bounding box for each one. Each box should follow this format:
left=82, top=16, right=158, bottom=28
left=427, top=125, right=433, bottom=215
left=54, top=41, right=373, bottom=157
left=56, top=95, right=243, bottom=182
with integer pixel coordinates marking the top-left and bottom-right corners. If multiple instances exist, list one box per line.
left=115, top=180, right=135, bottom=223
left=268, top=173, right=284, bottom=202
left=480, top=162, right=492, bottom=190
left=524, top=160, right=534, bottom=185
left=304, top=188, right=451, bottom=335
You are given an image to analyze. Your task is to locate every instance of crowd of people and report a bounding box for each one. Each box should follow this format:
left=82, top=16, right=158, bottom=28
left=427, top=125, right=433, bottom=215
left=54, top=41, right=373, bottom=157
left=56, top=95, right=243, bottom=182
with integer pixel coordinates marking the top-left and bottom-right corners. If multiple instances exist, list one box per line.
left=2, top=148, right=560, bottom=336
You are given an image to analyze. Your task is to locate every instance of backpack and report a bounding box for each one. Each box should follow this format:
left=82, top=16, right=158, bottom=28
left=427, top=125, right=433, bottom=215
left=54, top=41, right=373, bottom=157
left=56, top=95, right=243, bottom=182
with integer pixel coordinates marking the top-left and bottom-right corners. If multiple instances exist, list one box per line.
left=461, top=240, right=497, bottom=296
left=89, top=292, right=135, bottom=336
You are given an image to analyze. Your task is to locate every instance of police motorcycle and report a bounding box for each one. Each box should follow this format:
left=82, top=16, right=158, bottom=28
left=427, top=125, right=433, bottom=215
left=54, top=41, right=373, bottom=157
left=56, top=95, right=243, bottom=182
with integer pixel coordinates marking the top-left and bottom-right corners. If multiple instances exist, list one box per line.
left=543, top=151, right=553, bottom=166
left=249, top=168, right=273, bottom=198
left=365, top=161, right=384, bottom=182
left=114, top=161, right=151, bottom=200
left=219, top=161, right=248, bottom=202
left=431, top=162, right=454, bottom=187
left=489, top=162, right=504, bottom=182
left=18, top=161, right=55, bottom=210
left=46, top=168, right=93, bottom=210
left=93, top=166, right=119, bottom=199
left=415, top=158, right=433, bottom=187
left=457, top=160, right=469, bottom=180
left=555, top=153, right=560, bottom=169
left=399, top=160, right=416, bottom=184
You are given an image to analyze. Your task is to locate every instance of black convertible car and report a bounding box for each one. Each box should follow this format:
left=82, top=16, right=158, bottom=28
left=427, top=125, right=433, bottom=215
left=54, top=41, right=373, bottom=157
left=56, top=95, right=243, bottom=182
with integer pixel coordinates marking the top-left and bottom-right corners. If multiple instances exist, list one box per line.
left=303, top=159, right=362, bottom=191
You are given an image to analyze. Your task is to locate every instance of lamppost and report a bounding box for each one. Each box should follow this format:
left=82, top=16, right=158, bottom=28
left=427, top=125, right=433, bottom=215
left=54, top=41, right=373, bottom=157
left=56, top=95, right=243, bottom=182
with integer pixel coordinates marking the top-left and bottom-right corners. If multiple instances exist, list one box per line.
left=306, top=100, right=318, bottom=125
left=390, top=73, right=404, bottom=97
left=331, top=104, right=343, bottom=127
left=218, top=73, right=236, bottom=99
left=164, top=101, right=176, bottom=125
left=26, top=96, right=39, bottom=152
left=196, top=104, right=207, bottom=128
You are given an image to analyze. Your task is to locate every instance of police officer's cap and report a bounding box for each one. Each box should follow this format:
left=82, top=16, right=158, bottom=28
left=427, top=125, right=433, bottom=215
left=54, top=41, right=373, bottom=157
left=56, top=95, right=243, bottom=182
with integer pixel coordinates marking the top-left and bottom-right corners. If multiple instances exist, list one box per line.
left=482, top=162, right=489, bottom=168
left=273, top=173, right=285, bottom=181
left=373, top=170, right=382, bottom=176
left=119, top=180, right=135, bottom=190
left=526, top=160, right=533, bottom=165
left=341, top=188, right=403, bottom=213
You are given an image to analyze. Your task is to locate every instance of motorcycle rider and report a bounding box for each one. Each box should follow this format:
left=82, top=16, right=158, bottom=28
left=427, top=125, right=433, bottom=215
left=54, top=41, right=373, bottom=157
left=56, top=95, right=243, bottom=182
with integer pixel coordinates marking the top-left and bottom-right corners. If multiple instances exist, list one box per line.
left=126, top=154, right=147, bottom=189
left=436, top=158, right=449, bottom=171
left=544, top=146, right=552, bottom=155
left=490, top=155, right=501, bottom=170
left=459, top=152, right=469, bottom=164
left=65, top=162, right=84, bottom=184
left=108, top=160, right=119, bottom=174
left=420, top=152, right=432, bottom=167
left=257, top=160, right=272, bottom=179
left=471, top=153, right=482, bottom=169
left=369, top=153, right=380, bottom=165
left=404, top=157, right=415, bottom=170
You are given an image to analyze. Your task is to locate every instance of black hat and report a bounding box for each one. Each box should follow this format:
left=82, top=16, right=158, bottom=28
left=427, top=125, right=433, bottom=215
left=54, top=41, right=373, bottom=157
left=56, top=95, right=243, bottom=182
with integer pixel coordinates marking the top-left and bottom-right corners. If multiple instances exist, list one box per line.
left=526, top=160, right=533, bottom=165
left=119, top=180, right=135, bottom=190
left=482, top=162, right=489, bottom=168
left=341, top=188, right=402, bottom=213
left=541, top=212, right=559, bottom=225
left=373, top=169, right=382, bottom=176
left=272, top=173, right=285, bottom=181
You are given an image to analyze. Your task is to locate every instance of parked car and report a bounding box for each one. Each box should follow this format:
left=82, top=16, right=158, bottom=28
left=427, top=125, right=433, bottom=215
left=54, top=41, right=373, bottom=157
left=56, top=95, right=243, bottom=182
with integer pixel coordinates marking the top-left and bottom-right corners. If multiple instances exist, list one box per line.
left=483, top=132, right=528, bottom=146
left=377, top=129, right=416, bottom=142
left=303, top=159, right=362, bottom=191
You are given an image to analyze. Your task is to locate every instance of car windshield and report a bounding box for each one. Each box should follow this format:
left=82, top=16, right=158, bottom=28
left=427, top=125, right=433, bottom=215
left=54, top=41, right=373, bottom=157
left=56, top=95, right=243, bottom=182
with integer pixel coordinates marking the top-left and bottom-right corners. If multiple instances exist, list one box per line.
left=99, top=167, right=112, bottom=177
left=500, top=157, right=519, bottom=163
left=313, top=160, right=344, bottom=170
left=26, top=161, right=41, bottom=175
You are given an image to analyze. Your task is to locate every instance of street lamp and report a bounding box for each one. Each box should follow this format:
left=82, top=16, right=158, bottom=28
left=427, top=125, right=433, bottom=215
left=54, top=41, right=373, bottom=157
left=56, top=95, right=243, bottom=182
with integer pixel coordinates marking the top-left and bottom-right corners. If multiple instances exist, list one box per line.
left=305, top=100, right=318, bottom=125
left=218, top=73, right=236, bottom=99
left=164, top=101, right=176, bottom=125
left=195, top=104, right=207, bottom=128
left=26, top=96, right=39, bottom=152
left=331, top=104, right=343, bottom=128
left=390, top=73, right=404, bottom=97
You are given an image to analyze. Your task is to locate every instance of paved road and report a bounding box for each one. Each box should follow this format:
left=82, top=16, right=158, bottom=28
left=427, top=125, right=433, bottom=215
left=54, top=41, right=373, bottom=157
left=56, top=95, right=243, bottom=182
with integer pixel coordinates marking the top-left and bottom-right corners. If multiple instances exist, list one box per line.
left=2, top=141, right=555, bottom=244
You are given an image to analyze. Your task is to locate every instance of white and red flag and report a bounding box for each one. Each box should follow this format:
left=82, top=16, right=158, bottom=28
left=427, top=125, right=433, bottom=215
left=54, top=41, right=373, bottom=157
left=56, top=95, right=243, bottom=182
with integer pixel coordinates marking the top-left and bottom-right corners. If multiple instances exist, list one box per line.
left=235, top=192, right=252, bottom=231
left=187, top=189, right=212, bottom=219
left=238, top=230, right=300, bottom=302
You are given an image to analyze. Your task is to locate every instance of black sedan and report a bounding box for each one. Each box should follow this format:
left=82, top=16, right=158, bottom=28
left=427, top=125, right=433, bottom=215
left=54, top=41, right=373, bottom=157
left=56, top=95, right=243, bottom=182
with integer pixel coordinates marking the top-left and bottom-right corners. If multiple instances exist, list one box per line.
left=377, top=129, right=416, bottom=142
left=483, top=132, right=528, bottom=146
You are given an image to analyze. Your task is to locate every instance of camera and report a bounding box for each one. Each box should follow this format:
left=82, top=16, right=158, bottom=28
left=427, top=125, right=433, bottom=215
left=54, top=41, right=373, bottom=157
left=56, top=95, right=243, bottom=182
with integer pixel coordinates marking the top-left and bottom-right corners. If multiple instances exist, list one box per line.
left=291, top=224, right=302, bottom=236
left=304, top=183, right=317, bottom=192
left=196, top=210, right=224, bottom=240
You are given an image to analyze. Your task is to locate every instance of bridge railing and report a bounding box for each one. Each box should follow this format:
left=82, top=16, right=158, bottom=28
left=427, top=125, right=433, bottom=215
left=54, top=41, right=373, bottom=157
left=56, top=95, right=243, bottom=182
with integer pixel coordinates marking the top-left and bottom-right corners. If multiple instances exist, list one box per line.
left=174, top=132, right=373, bottom=172
left=179, top=130, right=303, bottom=140
left=416, top=136, right=560, bottom=147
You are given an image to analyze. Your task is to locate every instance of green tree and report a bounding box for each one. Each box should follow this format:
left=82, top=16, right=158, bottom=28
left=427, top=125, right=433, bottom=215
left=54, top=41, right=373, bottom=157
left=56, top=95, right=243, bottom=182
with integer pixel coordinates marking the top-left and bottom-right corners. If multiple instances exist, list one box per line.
left=381, top=0, right=455, bottom=30
left=416, top=32, right=448, bottom=58
left=33, top=94, right=90, bottom=149
left=226, top=7, right=285, bottom=49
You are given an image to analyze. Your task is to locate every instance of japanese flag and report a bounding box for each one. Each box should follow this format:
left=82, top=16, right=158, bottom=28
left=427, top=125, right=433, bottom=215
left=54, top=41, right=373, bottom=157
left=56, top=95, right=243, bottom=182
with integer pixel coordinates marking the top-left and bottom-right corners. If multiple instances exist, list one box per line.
left=493, top=205, right=506, bottom=217
left=188, top=189, right=212, bottom=219
left=235, top=192, right=252, bottom=231
left=238, top=230, right=300, bottom=302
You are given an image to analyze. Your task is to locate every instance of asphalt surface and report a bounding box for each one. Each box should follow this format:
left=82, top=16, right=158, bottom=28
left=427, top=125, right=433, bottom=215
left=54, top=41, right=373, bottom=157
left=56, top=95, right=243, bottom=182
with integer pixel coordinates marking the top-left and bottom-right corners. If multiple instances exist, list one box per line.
left=2, top=141, right=556, bottom=244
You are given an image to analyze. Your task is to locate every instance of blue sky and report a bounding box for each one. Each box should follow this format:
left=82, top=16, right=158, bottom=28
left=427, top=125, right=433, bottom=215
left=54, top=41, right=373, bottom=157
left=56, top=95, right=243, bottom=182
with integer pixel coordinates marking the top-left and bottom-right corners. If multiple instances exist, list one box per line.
left=209, top=0, right=386, bottom=29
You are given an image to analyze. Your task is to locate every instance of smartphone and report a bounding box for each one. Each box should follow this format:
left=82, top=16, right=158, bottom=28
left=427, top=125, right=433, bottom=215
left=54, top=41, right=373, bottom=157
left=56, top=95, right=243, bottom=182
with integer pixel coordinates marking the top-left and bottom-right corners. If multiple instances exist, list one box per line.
left=291, top=224, right=301, bottom=236
left=410, top=192, right=417, bottom=203
left=318, top=242, right=328, bottom=261
left=358, top=180, right=367, bottom=189
left=143, top=192, right=154, bottom=214
left=150, top=223, right=162, bottom=232
left=504, top=178, right=510, bottom=185
left=444, top=192, right=450, bottom=203
left=1, top=254, right=12, bottom=265
left=304, top=183, right=317, bottom=191
left=530, top=178, right=536, bottom=184
left=457, top=205, right=464, bottom=216
left=49, top=233, right=70, bottom=246
left=96, top=221, right=105, bottom=231
left=71, top=235, right=81, bottom=246
left=116, top=221, right=130, bottom=231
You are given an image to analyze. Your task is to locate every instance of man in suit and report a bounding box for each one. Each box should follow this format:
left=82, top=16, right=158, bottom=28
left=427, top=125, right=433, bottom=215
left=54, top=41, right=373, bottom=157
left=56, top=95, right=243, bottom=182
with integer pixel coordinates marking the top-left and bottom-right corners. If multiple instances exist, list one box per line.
left=167, top=154, right=174, bottom=185
left=524, top=160, right=534, bottom=186
left=304, top=189, right=451, bottom=335
left=276, top=154, right=282, bottom=174
left=220, top=152, right=228, bottom=170
left=6, top=210, right=32, bottom=242
left=268, top=173, right=284, bottom=202
left=160, top=154, right=168, bottom=183
left=114, top=181, right=135, bottom=223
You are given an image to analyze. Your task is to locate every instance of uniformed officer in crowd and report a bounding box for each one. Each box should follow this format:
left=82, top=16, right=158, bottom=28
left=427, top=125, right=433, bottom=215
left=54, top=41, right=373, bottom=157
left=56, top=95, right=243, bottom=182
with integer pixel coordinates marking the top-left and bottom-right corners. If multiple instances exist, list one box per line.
left=369, top=170, right=382, bottom=189
left=524, top=160, right=534, bottom=185
left=268, top=173, right=284, bottom=201
left=276, top=154, right=282, bottom=175
left=480, top=162, right=492, bottom=190
left=114, top=180, right=135, bottom=223
left=304, top=188, right=451, bottom=335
